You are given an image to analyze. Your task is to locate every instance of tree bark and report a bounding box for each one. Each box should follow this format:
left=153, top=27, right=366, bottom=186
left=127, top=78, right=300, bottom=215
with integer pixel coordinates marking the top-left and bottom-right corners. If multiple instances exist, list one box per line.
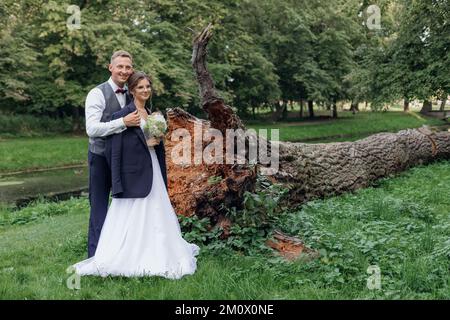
left=299, top=99, right=304, bottom=118
left=350, top=100, right=359, bottom=114
left=272, top=101, right=284, bottom=122
left=439, top=95, right=446, bottom=111
left=420, top=100, right=433, bottom=114
left=265, top=126, right=450, bottom=204
left=282, top=100, right=288, bottom=120
left=440, top=99, right=446, bottom=111
left=332, top=99, right=338, bottom=118
left=308, top=100, right=314, bottom=118
left=403, top=97, right=410, bottom=112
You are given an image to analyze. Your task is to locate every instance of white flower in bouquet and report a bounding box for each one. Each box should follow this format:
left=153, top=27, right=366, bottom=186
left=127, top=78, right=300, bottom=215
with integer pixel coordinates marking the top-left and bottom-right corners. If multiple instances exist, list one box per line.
left=144, top=111, right=167, bottom=138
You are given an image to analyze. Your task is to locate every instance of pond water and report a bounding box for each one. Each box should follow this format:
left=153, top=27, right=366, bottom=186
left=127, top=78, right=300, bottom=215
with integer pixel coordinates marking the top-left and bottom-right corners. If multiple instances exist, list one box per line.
left=0, top=166, right=88, bottom=206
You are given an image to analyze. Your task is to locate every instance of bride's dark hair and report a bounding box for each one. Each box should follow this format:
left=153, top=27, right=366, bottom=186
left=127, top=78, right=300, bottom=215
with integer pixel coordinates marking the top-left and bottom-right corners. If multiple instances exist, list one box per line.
left=128, top=71, right=154, bottom=112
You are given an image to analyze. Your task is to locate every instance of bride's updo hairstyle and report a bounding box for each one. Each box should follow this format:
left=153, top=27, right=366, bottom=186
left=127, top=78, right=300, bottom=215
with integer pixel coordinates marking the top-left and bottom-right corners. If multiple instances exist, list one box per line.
left=127, top=71, right=153, bottom=98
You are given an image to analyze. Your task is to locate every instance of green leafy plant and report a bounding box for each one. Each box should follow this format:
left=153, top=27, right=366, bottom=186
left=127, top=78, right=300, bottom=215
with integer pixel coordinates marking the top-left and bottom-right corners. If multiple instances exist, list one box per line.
left=207, top=175, right=222, bottom=185
left=226, top=175, right=290, bottom=228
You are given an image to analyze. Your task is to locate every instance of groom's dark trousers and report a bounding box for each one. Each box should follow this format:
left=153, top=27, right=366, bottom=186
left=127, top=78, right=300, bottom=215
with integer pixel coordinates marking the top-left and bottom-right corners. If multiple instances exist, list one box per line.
left=87, top=151, right=111, bottom=257
left=86, top=81, right=130, bottom=258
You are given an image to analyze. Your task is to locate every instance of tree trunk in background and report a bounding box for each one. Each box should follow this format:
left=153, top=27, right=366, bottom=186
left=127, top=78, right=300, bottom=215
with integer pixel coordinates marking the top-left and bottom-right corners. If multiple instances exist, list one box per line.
left=281, top=100, right=288, bottom=120
left=440, top=95, right=446, bottom=111
left=308, top=100, right=314, bottom=118
left=271, top=102, right=284, bottom=121
left=403, top=97, right=410, bottom=112
left=332, top=99, right=338, bottom=118
left=163, top=24, right=450, bottom=224
left=350, top=100, right=359, bottom=114
left=420, top=100, right=432, bottom=114
left=72, top=106, right=81, bottom=132
left=299, top=99, right=304, bottom=118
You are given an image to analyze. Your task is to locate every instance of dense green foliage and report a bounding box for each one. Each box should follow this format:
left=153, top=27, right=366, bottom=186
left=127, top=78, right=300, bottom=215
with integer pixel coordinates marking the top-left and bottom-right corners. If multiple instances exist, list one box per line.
left=0, top=0, right=448, bottom=122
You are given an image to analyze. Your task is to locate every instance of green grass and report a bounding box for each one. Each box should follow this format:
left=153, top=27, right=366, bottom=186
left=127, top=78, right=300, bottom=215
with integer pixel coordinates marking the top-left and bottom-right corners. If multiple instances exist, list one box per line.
left=0, top=160, right=449, bottom=299
left=246, top=111, right=444, bottom=142
left=0, top=136, right=88, bottom=173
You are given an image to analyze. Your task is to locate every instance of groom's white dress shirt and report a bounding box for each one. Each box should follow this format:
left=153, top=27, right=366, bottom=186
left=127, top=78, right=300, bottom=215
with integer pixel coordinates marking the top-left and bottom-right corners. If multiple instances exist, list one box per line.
left=85, top=77, right=128, bottom=138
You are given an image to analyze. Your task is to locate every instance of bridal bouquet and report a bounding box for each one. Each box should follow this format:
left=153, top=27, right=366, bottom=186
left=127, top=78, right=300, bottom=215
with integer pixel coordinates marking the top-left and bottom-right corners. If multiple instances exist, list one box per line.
left=144, top=112, right=167, bottom=147
left=144, top=111, right=167, bottom=138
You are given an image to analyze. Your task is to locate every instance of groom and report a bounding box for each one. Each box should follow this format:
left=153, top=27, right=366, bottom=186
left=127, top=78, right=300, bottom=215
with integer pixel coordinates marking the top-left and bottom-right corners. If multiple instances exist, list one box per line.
left=85, top=50, right=140, bottom=257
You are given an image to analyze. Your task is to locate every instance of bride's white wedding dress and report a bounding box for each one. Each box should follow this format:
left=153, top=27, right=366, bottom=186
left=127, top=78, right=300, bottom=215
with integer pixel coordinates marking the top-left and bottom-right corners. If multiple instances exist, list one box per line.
left=74, top=120, right=200, bottom=279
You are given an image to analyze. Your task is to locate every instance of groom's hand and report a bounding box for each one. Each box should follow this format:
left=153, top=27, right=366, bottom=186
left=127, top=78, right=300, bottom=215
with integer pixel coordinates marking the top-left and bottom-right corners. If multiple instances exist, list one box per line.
left=123, top=110, right=140, bottom=127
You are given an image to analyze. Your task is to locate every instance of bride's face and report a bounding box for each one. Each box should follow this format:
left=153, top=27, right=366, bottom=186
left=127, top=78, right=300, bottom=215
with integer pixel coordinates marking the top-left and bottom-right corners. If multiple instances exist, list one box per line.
left=132, top=78, right=152, bottom=102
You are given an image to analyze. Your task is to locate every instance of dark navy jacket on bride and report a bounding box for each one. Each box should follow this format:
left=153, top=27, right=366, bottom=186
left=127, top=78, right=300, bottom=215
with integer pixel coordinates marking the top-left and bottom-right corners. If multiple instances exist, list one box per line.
left=105, top=101, right=168, bottom=198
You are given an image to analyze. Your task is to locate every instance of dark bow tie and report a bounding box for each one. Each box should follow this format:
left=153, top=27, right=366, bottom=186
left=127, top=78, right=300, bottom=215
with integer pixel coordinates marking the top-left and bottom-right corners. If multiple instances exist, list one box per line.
left=115, top=88, right=127, bottom=94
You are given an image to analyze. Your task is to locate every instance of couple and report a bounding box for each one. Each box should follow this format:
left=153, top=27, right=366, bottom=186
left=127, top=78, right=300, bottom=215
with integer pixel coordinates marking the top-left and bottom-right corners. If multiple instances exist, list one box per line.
left=73, top=50, right=199, bottom=279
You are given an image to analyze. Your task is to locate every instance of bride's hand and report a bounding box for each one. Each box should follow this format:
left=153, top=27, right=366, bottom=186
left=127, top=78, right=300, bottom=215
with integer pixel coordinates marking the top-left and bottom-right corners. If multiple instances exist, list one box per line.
left=146, top=136, right=161, bottom=147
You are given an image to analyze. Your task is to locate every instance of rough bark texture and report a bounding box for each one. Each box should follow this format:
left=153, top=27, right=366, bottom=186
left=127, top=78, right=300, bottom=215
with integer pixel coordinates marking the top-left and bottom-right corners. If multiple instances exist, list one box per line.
left=265, top=126, right=450, bottom=203
left=266, top=230, right=319, bottom=260
left=191, top=23, right=244, bottom=134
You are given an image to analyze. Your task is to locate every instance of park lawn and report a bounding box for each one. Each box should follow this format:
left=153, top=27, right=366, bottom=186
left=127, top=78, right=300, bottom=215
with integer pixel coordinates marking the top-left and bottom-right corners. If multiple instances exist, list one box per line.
left=0, top=160, right=449, bottom=299
left=246, top=111, right=444, bottom=142
left=0, top=136, right=88, bottom=173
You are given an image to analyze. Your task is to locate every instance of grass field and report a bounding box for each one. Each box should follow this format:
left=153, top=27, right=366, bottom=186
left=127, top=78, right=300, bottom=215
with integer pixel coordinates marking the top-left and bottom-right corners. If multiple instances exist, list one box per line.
left=246, top=111, right=444, bottom=142
left=0, top=136, right=88, bottom=173
left=0, top=111, right=445, bottom=173
left=1, top=160, right=449, bottom=299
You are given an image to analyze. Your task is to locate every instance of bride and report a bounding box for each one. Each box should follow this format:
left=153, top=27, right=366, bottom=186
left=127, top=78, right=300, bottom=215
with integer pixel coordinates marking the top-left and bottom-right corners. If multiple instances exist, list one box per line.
left=73, top=71, right=199, bottom=279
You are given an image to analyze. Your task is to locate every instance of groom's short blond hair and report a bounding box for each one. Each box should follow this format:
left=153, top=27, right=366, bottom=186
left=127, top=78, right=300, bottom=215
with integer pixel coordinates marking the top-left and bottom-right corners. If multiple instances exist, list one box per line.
left=110, top=50, right=133, bottom=64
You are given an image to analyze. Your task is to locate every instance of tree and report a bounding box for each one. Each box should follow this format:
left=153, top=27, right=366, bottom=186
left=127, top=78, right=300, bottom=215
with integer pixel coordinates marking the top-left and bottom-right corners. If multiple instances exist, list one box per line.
left=0, top=1, right=38, bottom=109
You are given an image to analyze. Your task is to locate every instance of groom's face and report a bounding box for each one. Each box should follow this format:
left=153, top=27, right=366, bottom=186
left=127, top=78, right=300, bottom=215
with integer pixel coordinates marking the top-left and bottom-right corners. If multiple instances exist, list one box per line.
left=109, top=56, right=133, bottom=87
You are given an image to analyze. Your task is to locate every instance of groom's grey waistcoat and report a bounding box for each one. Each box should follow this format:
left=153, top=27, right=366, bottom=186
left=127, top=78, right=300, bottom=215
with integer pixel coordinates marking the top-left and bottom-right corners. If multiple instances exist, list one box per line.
left=88, top=82, right=125, bottom=156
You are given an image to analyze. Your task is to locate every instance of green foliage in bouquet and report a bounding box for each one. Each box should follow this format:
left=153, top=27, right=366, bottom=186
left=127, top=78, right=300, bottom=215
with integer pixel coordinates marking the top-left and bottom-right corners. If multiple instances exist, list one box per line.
left=144, top=112, right=167, bottom=138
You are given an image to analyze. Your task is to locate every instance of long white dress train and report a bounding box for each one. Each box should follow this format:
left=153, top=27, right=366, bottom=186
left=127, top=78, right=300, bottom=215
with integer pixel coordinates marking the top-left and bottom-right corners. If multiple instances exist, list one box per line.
left=73, top=134, right=200, bottom=279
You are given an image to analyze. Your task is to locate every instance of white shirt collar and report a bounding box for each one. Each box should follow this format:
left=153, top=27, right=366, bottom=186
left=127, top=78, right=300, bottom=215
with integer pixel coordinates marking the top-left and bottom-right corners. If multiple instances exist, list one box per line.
left=108, top=77, right=127, bottom=92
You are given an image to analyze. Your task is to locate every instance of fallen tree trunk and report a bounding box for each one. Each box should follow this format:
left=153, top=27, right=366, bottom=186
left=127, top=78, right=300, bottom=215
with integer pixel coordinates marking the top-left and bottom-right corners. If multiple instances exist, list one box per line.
left=268, top=126, right=450, bottom=203
left=164, top=24, right=450, bottom=222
